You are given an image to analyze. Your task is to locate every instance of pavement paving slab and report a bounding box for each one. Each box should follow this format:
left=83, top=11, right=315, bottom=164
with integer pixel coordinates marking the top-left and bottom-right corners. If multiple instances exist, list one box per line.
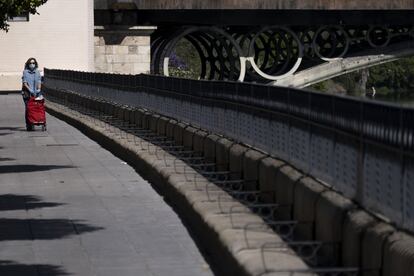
left=0, top=94, right=213, bottom=276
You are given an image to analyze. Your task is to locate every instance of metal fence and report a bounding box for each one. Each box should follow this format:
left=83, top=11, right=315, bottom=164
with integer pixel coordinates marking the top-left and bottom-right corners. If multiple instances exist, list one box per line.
left=44, top=68, right=414, bottom=233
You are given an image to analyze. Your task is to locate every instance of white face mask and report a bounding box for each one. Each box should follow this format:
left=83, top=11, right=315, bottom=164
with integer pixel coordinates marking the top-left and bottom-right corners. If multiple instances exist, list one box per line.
left=29, top=64, right=36, bottom=70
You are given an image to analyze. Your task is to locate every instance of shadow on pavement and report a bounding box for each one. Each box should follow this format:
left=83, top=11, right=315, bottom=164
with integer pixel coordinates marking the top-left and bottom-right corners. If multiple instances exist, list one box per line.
left=0, top=132, right=13, bottom=137
left=0, top=219, right=103, bottom=241
left=0, top=260, right=69, bottom=276
left=0, top=194, right=64, bottom=211
left=0, top=165, right=74, bottom=174
left=0, top=158, right=14, bottom=162
left=0, top=127, right=24, bottom=131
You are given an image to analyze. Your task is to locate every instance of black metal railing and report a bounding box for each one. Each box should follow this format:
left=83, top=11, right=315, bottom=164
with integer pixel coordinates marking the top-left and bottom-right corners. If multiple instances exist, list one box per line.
left=44, top=68, right=414, bottom=153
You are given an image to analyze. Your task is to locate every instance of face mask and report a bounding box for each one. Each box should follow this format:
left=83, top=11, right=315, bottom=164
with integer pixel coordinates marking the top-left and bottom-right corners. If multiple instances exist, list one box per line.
left=29, top=64, right=36, bottom=70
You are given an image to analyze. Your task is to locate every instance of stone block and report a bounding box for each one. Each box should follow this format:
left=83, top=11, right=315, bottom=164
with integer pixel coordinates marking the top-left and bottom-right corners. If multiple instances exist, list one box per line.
left=133, top=62, right=150, bottom=74
left=114, top=105, right=124, bottom=120
left=121, top=36, right=150, bottom=46
left=94, top=36, right=105, bottom=46
left=85, top=98, right=94, bottom=110
left=173, top=122, right=187, bottom=145
left=237, top=248, right=310, bottom=276
left=138, top=54, right=151, bottom=63
left=156, top=117, right=169, bottom=136
left=95, top=46, right=106, bottom=55
left=149, top=114, right=160, bottom=133
left=128, top=45, right=138, bottom=54
left=242, top=150, right=267, bottom=191
left=183, top=126, right=197, bottom=150
left=165, top=119, right=178, bottom=139
left=259, top=157, right=285, bottom=204
left=127, top=108, right=136, bottom=125
left=293, top=177, right=327, bottom=240
left=105, top=54, right=115, bottom=63
left=203, top=212, right=263, bottom=234
left=216, top=138, right=234, bottom=171
left=95, top=63, right=108, bottom=73
left=112, top=63, right=133, bottom=74
left=94, top=54, right=106, bottom=65
left=203, top=134, right=220, bottom=163
left=133, top=109, right=144, bottom=127
left=115, top=46, right=129, bottom=55
left=105, top=103, right=116, bottom=116
left=229, top=144, right=248, bottom=180
left=315, top=191, right=356, bottom=265
left=193, top=130, right=208, bottom=156
left=97, top=100, right=106, bottom=113
left=112, top=55, right=126, bottom=63
left=383, top=232, right=414, bottom=276
left=141, top=112, right=152, bottom=129
left=220, top=228, right=283, bottom=255
left=361, top=222, right=395, bottom=276
left=274, top=165, right=303, bottom=220
left=105, top=45, right=116, bottom=54
left=342, top=210, right=377, bottom=267
left=125, top=55, right=141, bottom=63
left=123, top=108, right=133, bottom=123
left=138, top=45, right=151, bottom=55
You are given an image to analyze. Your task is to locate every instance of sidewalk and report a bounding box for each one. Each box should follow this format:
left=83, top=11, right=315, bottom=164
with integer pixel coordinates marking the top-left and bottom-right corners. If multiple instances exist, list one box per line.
left=0, top=94, right=212, bottom=276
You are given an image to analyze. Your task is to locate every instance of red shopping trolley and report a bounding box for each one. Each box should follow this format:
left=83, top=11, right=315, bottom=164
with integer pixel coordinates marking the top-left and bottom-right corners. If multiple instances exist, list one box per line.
left=26, top=97, right=47, bottom=131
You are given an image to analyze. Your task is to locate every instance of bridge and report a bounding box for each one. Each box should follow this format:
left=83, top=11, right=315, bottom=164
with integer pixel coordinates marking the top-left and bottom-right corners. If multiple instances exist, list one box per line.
left=93, top=0, right=414, bottom=87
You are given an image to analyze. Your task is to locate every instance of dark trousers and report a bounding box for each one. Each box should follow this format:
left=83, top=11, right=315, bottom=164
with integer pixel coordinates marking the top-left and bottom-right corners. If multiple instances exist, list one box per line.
left=23, top=97, right=29, bottom=128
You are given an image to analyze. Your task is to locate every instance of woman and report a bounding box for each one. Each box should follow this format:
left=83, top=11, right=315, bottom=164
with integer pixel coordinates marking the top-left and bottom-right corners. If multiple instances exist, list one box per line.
left=22, top=58, right=42, bottom=130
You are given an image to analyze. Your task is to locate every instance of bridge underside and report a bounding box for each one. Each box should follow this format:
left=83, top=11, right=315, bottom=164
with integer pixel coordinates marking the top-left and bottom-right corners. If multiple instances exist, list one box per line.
left=95, top=9, right=414, bottom=26
left=95, top=0, right=414, bottom=11
left=94, top=9, right=414, bottom=85
left=150, top=24, right=414, bottom=84
left=274, top=40, right=414, bottom=88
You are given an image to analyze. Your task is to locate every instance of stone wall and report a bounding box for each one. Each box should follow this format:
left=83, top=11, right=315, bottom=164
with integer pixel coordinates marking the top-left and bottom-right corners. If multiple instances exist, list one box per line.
left=94, top=26, right=155, bottom=74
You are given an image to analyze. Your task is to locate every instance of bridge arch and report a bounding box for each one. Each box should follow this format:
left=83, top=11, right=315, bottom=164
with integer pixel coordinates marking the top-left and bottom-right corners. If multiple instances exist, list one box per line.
left=151, top=24, right=414, bottom=86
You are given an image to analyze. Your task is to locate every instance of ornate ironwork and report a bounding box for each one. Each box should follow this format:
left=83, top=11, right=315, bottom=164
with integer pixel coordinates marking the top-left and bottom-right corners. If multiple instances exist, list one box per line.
left=151, top=24, right=414, bottom=83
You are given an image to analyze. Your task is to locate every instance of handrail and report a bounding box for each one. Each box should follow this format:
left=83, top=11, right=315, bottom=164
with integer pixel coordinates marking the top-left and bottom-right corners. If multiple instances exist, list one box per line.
left=44, top=68, right=414, bottom=154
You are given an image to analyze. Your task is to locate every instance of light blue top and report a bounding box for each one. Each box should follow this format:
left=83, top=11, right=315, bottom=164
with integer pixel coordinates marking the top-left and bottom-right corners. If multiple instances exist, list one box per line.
left=22, top=69, right=42, bottom=95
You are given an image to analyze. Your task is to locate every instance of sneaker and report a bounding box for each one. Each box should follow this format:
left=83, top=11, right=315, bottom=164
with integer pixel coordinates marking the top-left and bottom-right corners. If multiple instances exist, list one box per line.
left=35, top=95, right=44, bottom=101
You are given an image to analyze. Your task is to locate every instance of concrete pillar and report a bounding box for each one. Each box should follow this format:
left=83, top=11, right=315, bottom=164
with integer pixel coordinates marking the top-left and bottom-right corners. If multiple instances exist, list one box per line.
left=94, top=25, right=156, bottom=74
left=292, top=177, right=327, bottom=240
left=258, top=157, right=285, bottom=203
left=383, top=232, right=414, bottom=276
left=361, top=222, right=395, bottom=276
left=315, top=191, right=356, bottom=265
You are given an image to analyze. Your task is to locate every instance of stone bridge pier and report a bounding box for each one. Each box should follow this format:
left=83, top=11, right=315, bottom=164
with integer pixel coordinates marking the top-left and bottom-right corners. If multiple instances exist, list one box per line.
left=94, top=25, right=156, bottom=74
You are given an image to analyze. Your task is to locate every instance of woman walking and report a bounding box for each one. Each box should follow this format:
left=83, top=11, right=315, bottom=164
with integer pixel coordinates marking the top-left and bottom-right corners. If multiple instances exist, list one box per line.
left=22, top=58, right=42, bottom=130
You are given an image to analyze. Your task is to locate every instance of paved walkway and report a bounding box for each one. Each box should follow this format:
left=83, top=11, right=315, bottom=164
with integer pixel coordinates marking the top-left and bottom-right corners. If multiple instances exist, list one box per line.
left=0, top=94, right=213, bottom=276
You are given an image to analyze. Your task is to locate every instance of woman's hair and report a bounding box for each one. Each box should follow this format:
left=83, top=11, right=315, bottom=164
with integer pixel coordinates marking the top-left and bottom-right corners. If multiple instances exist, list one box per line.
left=24, top=57, right=38, bottom=70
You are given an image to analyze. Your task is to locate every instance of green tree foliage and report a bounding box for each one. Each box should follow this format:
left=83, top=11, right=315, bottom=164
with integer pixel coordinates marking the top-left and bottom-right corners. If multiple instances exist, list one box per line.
left=312, top=56, right=414, bottom=98
left=367, top=58, right=414, bottom=94
left=0, top=0, right=48, bottom=31
left=169, top=38, right=201, bottom=79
